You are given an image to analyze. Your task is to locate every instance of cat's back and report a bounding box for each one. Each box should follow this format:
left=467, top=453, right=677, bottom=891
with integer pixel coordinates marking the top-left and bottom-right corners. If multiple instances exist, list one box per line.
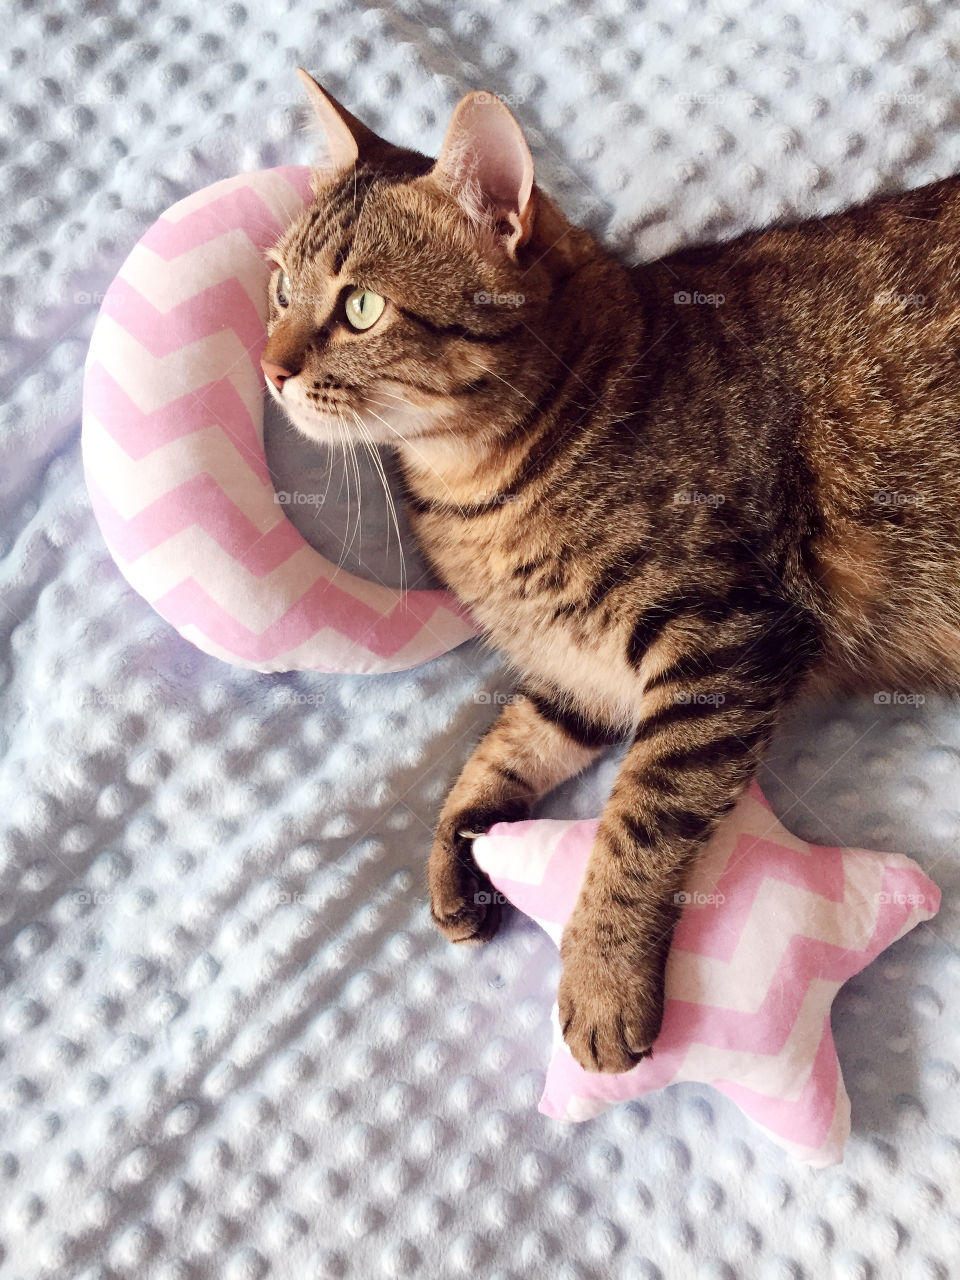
left=645, top=173, right=960, bottom=297
left=645, top=173, right=960, bottom=689
left=629, top=173, right=960, bottom=505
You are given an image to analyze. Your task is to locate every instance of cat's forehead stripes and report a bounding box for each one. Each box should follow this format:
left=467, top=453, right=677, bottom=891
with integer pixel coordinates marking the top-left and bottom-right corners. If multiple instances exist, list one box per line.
left=285, top=174, right=371, bottom=271
left=286, top=149, right=434, bottom=272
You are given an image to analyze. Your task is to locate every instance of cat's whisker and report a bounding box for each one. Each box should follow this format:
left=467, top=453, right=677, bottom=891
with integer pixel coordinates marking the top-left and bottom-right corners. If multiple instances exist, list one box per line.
left=339, top=406, right=365, bottom=560
left=349, top=423, right=365, bottom=556
left=363, top=388, right=430, bottom=413
left=317, top=438, right=338, bottom=512
left=364, top=394, right=465, bottom=449
left=362, top=429, right=407, bottom=596
left=469, top=363, right=537, bottom=407
left=373, top=380, right=446, bottom=402
left=331, top=414, right=355, bottom=565
left=350, top=408, right=408, bottom=597
left=358, top=403, right=467, bottom=516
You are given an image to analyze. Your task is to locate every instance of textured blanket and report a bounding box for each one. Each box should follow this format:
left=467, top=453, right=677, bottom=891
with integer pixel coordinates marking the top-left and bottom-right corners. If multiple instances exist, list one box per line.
left=2, top=1, right=960, bottom=1276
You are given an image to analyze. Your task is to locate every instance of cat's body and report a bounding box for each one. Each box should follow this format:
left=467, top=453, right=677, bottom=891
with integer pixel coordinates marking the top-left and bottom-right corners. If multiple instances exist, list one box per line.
left=406, top=174, right=960, bottom=704
left=266, top=73, right=960, bottom=1072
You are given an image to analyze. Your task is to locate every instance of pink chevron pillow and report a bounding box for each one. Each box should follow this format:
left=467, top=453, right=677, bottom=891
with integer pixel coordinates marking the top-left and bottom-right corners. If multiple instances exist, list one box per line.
left=81, top=167, right=477, bottom=674
left=472, top=782, right=940, bottom=1165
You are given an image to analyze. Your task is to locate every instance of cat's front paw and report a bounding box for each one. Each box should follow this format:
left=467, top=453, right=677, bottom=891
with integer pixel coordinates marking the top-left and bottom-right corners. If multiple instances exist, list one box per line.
left=428, top=813, right=504, bottom=945
left=557, top=911, right=669, bottom=1073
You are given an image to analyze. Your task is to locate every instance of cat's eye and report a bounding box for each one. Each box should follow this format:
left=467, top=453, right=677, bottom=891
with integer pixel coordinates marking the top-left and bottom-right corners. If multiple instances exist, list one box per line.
left=344, top=287, right=385, bottom=331
left=276, top=269, right=291, bottom=308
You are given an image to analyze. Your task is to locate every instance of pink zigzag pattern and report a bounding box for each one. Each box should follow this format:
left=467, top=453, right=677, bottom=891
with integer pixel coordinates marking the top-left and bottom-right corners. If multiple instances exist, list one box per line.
left=631, top=862, right=932, bottom=1060
left=86, top=473, right=301, bottom=573
left=101, top=276, right=266, bottom=366
left=672, top=831, right=847, bottom=961
left=491, top=851, right=932, bottom=1058
left=83, top=361, right=268, bottom=479
left=487, top=785, right=847, bottom=938
left=542, top=1013, right=843, bottom=1149
left=155, top=574, right=468, bottom=664
left=713, top=1019, right=840, bottom=1146
left=87, top=454, right=475, bottom=662
left=141, top=167, right=315, bottom=261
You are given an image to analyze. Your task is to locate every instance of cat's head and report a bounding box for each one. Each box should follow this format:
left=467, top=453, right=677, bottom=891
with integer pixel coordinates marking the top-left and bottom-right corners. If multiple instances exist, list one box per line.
left=262, top=70, right=580, bottom=449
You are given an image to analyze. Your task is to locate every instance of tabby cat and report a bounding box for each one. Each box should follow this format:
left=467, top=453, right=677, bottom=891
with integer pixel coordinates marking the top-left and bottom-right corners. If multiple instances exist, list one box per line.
left=264, top=68, right=960, bottom=1073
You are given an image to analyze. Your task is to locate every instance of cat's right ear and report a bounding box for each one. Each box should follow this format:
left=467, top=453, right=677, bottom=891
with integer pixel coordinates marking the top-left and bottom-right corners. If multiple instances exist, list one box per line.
left=431, top=91, right=536, bottom=258
left=295, top=67, right=382, bottom=177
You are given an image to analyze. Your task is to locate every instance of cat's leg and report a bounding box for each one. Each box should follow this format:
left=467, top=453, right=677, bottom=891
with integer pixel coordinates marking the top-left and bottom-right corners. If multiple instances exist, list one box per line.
left=430, top=687, right=623, bottom=944
left=558, top=617, right=815, bottom=1073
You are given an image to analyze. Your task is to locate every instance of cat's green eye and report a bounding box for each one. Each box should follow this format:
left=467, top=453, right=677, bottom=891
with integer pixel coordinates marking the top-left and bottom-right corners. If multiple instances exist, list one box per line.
left=344, top=287, right=386, bottom=331
left=276, top=270, right=291, bottom=308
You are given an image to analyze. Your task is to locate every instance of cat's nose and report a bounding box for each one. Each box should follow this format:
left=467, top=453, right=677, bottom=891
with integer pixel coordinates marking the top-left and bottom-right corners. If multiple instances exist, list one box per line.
left=261, top=359, right=296, bottom=392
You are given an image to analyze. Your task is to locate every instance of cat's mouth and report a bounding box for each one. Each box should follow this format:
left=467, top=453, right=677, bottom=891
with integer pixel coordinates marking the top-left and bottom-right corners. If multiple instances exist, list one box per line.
left=266, top=377, right=361, bottom=442
left=266, top=376, right=446, bottom=447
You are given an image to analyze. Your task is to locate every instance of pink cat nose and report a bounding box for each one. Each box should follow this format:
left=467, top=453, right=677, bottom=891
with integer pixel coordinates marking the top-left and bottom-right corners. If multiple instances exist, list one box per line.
left=261, top=359, right=295, bottom=392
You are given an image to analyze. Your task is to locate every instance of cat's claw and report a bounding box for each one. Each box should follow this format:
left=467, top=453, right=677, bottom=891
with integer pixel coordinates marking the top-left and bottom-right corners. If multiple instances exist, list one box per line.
left=429, top=825, right=502, bottom=944
left=558, top=920, right=667, bottom=1073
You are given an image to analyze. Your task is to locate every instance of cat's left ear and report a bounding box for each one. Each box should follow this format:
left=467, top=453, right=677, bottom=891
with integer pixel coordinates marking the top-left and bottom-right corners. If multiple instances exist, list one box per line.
left=431, top=91, right=535, bottom=257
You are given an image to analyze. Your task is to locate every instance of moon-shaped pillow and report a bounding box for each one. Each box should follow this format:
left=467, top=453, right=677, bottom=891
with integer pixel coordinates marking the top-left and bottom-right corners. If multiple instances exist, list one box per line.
left=81, top=166, right=477, bottom=674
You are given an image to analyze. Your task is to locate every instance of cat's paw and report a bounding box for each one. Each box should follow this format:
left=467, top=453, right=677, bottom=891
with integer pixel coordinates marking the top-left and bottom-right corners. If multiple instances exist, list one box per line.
left=428, top=816, right=503, bottom=945
left=557, top=914, right=668, bottom=1073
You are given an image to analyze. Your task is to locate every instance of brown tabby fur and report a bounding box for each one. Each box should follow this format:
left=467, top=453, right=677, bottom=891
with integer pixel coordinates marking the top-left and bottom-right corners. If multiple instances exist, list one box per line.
left=265, top=75, right=960, bottom=1073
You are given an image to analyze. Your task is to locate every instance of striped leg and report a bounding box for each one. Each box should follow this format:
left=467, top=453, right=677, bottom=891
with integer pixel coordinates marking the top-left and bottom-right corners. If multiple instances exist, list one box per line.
left=429, top=688, right=623, bottom=943
left=557, top=617, right=813, bottom=1073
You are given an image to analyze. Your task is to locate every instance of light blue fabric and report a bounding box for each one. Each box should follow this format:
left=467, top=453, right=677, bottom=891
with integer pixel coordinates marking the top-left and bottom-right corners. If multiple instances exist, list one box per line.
left=2, top=1, right=960, bottom=1275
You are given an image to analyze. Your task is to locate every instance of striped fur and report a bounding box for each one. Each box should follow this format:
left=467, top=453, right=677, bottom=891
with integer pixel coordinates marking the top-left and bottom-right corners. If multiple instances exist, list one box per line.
left=266, top=81, right=960, bottom=1071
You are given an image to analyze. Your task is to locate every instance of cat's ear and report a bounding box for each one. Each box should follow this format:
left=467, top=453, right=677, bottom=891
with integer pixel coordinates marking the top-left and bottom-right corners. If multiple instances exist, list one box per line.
left=295, top=67, right=386, bottom=176
left=431, top=91, right=535, bottom=257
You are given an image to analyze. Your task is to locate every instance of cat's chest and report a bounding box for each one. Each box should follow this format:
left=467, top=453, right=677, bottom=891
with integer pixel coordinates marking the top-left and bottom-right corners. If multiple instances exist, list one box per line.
left=421, top=515, right=641, bottom=711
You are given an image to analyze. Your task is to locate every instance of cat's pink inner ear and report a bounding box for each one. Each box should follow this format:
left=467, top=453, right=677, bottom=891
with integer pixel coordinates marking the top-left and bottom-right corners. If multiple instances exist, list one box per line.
left=433, top=91, right=535, bottom=253
left=296, top=67, right=361, bottom=175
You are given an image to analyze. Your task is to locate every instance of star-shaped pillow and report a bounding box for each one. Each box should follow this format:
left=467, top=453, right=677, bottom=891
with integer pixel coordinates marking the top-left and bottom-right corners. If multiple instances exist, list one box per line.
left=472, top=781, right=940, bottom=1166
